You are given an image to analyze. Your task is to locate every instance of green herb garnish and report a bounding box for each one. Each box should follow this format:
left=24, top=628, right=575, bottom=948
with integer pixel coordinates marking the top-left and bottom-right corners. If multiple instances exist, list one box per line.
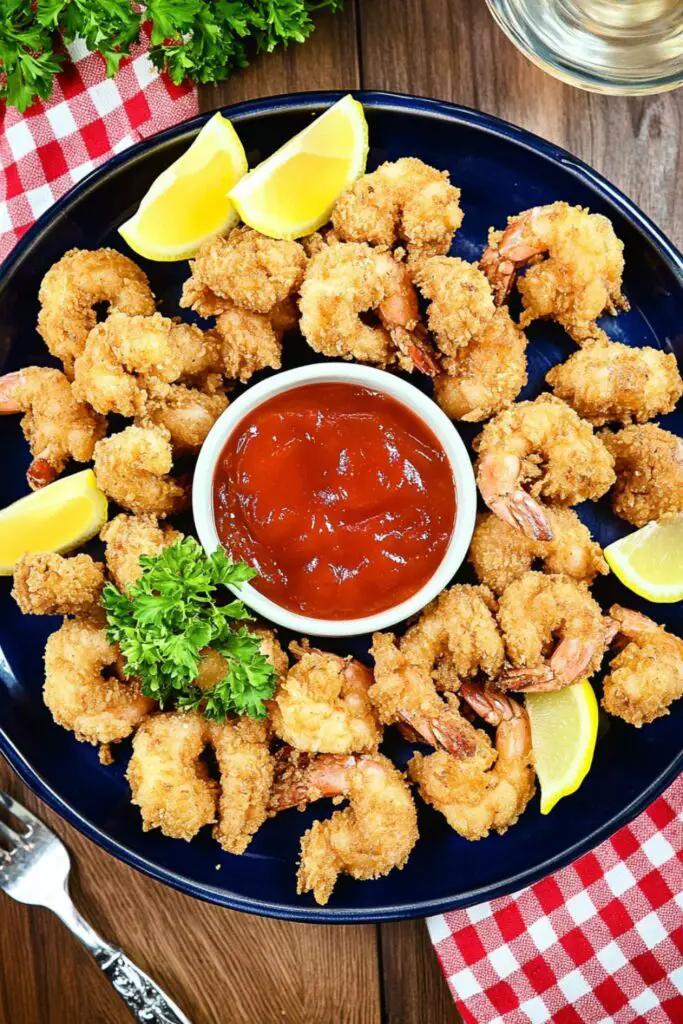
left=102, top=537, right=276, bottom=720
left=1, top=1, right=344, bottom=113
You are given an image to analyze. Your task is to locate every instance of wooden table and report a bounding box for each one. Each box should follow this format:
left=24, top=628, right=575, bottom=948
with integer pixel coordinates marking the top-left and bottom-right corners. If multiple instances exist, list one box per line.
left=1, top=2, right=681, bottom=1022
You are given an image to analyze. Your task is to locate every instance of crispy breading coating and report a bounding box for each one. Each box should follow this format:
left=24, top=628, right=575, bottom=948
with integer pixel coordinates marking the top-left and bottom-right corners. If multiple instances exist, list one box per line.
left=546, top=338, right=683, bottom=426
left=599, top=423, right=683, bottom=527
left=37, top=248, right=155, bottom=374
left=93, top=425, right=189, bottom=518
left=44, top=616, right=153, bottom=747
left=207, top=717, right=274, bottom=854
left=100, top=513, right=183, bottom=592
left=332, top=157, right=463, bottom=259
left=13, top=552, right=105, bottom=616
left=469, top=509, right=608, bottom=594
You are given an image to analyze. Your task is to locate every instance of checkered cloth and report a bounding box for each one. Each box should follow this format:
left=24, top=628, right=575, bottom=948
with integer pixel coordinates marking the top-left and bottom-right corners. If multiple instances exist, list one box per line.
left=429, top=775, right=683, bottom=1023
left=1, top=39, right=681, bottom=1024
left=0, top=26, right=197, bottom=261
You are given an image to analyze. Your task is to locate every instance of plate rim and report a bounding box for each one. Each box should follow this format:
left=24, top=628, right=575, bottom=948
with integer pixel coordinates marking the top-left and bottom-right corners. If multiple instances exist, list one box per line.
left=1, top=89, right=681, bottom=923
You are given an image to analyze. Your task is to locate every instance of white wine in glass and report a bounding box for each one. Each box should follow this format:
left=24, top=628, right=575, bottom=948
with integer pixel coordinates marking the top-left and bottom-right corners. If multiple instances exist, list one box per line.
left=486, top=0, right=683, bottom=94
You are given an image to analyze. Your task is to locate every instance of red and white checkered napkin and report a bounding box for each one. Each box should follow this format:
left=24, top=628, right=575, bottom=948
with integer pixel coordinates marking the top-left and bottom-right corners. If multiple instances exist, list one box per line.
left=2, top=40, right=682, bottom=1024
left=0, top=26, right=198, bottom=263
left=429, top=774, right=683, bottom=1024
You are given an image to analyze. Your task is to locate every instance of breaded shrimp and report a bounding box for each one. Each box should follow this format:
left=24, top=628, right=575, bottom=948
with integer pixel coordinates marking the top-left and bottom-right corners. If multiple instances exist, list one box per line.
left=73, top=312, right=220, bottom=417
left=599, top=423, right=683, bottom=527
left=496, top=571, right=609, bottom=691
left=270, top=641, right=380, bottom=754
left=44, top=616, right=153, bottom=749
left=369, top=631, right=484, bottom=758
left=37, top=248, right=155, bottom=374
left=546, top=338, right=683, bottom=426
left=127, top=712, right=218, bottom=841
left=409, top=687, right=534, bottom=840
left=602, top=605, right=683, bottom=727
left=12, top=552, right=105, bottom=616
left=299, top=242, right=437, bottom=373
left=93, top=425, right=189, bottom=518
left=433, top=308, right=528, bottom=423
left=413, top=257, right=496, bottom=356
left=399, top=584, right=506, bottom=689
left=480, top=202, right=628, bottom=343
left=468, top=509, right=608, bottom=594
left=210, top=304, right=285, bottom=382
left=187, top=228, right=307, bottom=315
left=474, top=394, right=616, bottom=541
left=206, top=717, right=274, bottom=854
left=100, top=513, right=183, bottom=592
left=269, top=750, right=418, bottom=905
left=0, top=367, right=107, bottom=489
left=140, top=378, right=228, bottom=453
left=331, top=157, right=463, bottom=259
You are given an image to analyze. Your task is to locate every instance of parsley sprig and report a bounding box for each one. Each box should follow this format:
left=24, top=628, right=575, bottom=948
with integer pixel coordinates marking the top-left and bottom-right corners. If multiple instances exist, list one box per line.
left=102, top=537, right=277, bottom=720
left=1, top=0, right=344, bottom=112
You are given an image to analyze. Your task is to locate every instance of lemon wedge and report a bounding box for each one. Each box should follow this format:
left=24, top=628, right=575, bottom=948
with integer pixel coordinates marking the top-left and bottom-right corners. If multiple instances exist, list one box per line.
left=118, top=112, right=248, bottom=261
left=604, top=516, right=683, bottom=603
left=526, top=680, right=598, bottom=815
left=0, top=469, right=108, bottom=574
left=228, top=94, right=368, bottom=239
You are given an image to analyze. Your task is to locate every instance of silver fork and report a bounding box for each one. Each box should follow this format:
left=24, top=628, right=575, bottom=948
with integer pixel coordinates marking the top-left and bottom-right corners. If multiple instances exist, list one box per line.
left=0, top=789, right=192, bottom=1024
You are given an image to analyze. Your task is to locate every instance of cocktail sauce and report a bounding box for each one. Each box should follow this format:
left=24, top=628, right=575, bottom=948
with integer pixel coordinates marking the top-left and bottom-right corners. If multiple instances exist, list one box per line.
left=213, top=382, right=456, bottom=619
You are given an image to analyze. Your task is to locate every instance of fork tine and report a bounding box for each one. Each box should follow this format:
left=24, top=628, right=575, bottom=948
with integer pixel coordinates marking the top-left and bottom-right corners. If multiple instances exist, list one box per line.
left=0, top=818, right=23, bottom=848
left=0, top=790, right=39, bottom=833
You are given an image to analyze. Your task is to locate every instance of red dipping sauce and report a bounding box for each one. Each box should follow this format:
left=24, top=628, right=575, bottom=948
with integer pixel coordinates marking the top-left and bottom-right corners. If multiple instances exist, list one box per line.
left=213, top=382, right=456, bottom=620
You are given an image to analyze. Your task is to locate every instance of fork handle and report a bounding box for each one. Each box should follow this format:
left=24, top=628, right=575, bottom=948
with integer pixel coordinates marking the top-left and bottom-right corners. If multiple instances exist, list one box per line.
left=50, top=892, right=192, bottom=1024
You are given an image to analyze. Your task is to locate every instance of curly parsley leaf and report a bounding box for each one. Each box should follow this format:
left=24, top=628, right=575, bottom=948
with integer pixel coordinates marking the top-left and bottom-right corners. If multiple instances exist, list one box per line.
left=102, top=537, right=275, bottom=720
left=2, top=0, right=343, bottom=111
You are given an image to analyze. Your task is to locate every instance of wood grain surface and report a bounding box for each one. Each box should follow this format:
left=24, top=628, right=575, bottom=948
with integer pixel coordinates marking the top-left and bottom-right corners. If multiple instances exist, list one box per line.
left=1, top=1, right=681, bottom=1021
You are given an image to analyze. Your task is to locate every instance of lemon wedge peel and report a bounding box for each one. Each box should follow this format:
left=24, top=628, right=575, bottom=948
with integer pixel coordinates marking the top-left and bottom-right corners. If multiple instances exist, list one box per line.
left=118, top=112, right=248, bottom=262
left=525, top=680, right=599, bottom=815
left=228, top=95, right=369, bottom=240
left=0, top=469, right=108, bottom=575
left=604, top=516, right=683, bottom=604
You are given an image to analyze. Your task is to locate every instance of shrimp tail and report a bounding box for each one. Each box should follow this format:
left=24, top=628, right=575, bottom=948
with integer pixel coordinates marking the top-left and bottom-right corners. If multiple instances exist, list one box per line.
left=0, top=371, right=22, bottom=413
left=498, top=635, right=597, bottom=693
left=489, top=491, right=553, bottom=542
left=458, top=680, right=515, bottom=726
left=27, top=457, right=58, bottom=490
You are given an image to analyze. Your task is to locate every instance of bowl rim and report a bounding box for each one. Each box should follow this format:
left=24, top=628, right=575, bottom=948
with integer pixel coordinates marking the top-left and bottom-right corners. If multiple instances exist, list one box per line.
left=1, top=90, right=682, bottom=923
left=192, top=362, right=476, bottom=637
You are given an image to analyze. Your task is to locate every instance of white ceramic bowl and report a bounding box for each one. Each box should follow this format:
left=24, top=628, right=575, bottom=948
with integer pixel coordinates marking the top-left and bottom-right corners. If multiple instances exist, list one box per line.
left=193, top=363, right=476, bottom=637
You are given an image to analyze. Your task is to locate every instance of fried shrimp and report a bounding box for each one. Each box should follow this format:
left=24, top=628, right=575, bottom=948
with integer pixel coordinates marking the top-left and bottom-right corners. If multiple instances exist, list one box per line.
left=469, top=509, right=608, bottom=594
left=398, top=585, right=506, bottom=689
left=413, top=257, right=496, bottom=355
left=100, top=513, right=182, bottom=592
left=186, top=228, right=307, bottom=315
left=602, top=606, right=683, bottom=727
left=599, top=423, right=683, bottom=527
left=141, top=378, right=228, bottom=453
left=0, top=367, right=106, bottom=489
left=409, top=687, right=534, bottom=840
left=433, top=308, right=528, bottom=422
left=270, top=641, right=380, bottom=754
left=331, top=157, right=463, bottom=259
left=474, top=394, right=616, bottom=541
left=369, top=631, right=483, bottom=758
left=269, top=750, right=418, bottom=905
left=480, top=202, right=627, bottom=343
left=496, top=571, right=609, bottom=691
left=205, top=717, right=274, bottom=854
left=546, top=338, right=683, bottom=426
left=37, top=248, right=155, bottom=374
left=12, top=552, right=105, bottom=616
left=93, top=424, right=189, bottom=517
left=127, top=712, right=218, bottom=841
left=210, top=304, right=287, bottom=381
left=299, top=242, right=436, bottom=372
left=73, top=312, right=220, bottom=417
left=44, top=616, right=153, bottom=749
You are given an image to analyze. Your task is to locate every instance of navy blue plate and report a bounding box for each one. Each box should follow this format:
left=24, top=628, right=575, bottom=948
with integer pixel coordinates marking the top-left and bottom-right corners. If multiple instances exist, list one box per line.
left=1, top=92, right=681, bottom=922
